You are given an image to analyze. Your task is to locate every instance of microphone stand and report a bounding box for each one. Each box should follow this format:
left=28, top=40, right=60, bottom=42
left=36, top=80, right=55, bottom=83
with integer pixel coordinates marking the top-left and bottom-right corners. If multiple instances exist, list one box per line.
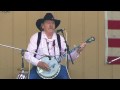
left=0, top=44, right=38, bottom=79
left=60, top=30, right=74, bottom=69
left=21, top=49, right=26, bottom=72
left=0, top=44, right=27, bottom=71
left=17, top=49, right=28, bottom=79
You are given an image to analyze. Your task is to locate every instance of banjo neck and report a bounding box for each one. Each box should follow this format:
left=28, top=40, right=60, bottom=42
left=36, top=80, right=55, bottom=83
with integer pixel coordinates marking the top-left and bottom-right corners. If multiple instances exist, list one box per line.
left=71, top=36, right=95, bottom=50
left=59, top=37, right=95, bottom=61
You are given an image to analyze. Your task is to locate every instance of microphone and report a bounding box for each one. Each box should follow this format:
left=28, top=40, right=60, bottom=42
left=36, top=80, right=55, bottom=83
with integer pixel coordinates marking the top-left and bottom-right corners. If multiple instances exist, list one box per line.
left=56, top=29, right=65, bottom=33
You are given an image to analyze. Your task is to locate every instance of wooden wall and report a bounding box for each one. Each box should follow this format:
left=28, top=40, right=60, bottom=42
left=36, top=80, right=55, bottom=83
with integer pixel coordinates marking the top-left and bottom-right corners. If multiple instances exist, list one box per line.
left=0, top=11, right=119, bottom=79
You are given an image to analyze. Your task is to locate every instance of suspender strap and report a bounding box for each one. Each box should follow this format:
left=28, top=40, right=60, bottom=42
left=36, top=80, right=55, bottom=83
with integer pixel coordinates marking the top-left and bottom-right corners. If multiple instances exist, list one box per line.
left=34, top=32, right=41, bottom=57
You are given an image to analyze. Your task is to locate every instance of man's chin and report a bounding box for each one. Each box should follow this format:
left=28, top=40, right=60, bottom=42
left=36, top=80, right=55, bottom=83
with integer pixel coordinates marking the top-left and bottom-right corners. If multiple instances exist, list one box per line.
left=49, top=30, right=55, bottom=33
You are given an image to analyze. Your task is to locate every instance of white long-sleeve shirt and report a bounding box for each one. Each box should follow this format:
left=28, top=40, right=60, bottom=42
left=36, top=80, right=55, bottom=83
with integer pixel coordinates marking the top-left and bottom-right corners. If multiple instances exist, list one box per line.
left=24, top=31, right=80, bottom=66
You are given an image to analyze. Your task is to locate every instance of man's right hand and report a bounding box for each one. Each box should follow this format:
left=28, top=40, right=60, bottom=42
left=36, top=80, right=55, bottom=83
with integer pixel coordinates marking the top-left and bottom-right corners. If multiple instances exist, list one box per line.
left=37, top=61, right=50, bottom=71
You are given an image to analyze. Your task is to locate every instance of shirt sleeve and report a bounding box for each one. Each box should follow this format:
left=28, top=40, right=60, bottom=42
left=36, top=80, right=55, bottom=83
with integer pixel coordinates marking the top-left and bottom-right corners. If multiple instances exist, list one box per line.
left=60, top=35, right=81, bottom=61
left=24, top=33, right=40, bottom=66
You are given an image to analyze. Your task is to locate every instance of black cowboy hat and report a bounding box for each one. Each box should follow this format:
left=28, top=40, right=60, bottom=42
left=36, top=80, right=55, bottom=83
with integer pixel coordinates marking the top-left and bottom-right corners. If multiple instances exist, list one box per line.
left=36, top=13, right=61, bottom=31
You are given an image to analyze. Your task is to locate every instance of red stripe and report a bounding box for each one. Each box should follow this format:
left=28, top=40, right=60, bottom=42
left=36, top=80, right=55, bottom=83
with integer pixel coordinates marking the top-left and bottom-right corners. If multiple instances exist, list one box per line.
left=108, top=38, right=120, bottom=47
left=107, top=56, right=120, bottom=64
left=108, top=20, right=120, bottom=29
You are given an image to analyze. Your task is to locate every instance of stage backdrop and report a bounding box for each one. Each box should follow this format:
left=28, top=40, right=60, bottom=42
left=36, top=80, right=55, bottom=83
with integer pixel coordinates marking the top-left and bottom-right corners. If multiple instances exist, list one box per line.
left=1, top=11, right=120, bottom=79
left=105, top=11, right=120, bottom=64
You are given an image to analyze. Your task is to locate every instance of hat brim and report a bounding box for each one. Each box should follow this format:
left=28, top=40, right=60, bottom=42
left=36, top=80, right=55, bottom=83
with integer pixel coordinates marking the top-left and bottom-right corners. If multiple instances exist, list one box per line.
left=36, top=19, right=60, bottom=31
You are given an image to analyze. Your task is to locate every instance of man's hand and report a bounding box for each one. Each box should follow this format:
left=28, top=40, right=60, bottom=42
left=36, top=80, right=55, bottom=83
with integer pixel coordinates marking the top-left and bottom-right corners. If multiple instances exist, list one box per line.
left=77, top=42, right=87, bottom=54
left=37, top=61, right=50, bottom=71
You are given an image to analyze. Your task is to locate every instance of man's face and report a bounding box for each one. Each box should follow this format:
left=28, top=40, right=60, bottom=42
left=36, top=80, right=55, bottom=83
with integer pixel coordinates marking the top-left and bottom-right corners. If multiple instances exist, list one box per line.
left=41, top=20, right=55, bottom=33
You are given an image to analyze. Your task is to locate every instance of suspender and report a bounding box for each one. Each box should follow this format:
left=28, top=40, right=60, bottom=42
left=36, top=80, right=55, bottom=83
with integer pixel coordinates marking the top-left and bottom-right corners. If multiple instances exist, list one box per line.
left=34, top=32, right=61, bottom=57
left=34, top=32, right=41, bottom=57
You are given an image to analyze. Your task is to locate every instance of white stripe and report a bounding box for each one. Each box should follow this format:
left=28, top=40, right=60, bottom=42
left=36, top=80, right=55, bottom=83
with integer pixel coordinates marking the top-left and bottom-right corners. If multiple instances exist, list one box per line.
left=108, top=48, right=120, bottom=57
left=107, top=11, right=120, bottom=20
left=108, top=30, right=120, bottom=39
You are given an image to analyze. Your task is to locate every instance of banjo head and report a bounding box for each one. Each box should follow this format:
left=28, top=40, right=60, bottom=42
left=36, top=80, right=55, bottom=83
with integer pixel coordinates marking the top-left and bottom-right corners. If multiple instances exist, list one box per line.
left=37, top=57, right=61, bottom=79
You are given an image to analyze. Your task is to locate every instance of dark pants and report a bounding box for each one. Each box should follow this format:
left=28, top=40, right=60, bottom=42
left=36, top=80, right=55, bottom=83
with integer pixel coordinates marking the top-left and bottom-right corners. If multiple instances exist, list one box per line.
left=29, top=65, right=70, bottom=79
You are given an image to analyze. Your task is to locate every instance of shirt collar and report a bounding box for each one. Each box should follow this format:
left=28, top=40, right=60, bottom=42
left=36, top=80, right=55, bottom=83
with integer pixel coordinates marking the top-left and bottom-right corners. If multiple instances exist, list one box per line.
left=42, top=31, right=57, bottom=41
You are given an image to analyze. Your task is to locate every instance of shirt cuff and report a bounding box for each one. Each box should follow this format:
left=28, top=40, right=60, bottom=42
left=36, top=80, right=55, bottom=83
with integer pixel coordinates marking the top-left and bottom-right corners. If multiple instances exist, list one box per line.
left=74, top=50, right=80, bottom=58
left=30, top=57, right=41, bottom=66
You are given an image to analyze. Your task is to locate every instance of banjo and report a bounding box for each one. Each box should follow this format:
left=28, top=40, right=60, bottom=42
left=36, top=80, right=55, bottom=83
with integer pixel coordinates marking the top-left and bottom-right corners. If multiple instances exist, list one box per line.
left=37, top=37, right=95, bottom=79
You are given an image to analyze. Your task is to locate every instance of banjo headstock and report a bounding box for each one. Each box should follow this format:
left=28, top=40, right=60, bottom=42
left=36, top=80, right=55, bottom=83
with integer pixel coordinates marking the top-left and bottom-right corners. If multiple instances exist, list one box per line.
left=85, top=37, right=95, bottom=43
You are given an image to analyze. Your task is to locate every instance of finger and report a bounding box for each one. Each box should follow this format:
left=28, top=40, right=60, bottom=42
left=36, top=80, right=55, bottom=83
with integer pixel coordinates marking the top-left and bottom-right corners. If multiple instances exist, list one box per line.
left=80, top=45, right=85, bottom=48
left=44, top=67, right=50, bottom=71
left=44, top=64, right=50, bottom=70
left=44, top=63, right=49, bottom=68
left=81, top=43, right=86, bottom=48
left=42, top=66, right=49, bottom=71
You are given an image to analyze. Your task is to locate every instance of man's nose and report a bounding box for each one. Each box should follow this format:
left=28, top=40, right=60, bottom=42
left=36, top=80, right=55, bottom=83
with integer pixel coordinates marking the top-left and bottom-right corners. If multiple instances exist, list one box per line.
left=49, top=23, right=55, bottom=27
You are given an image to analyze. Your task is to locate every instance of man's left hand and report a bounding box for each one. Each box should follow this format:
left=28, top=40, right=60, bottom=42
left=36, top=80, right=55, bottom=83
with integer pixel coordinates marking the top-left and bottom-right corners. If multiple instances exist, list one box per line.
left=77, top=42, right=87, bottom=54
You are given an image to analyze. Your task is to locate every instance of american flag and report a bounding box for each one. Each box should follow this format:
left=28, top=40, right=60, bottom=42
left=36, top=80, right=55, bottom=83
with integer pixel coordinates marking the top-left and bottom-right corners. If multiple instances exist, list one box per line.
left=106, top=11, right=120, bottom=64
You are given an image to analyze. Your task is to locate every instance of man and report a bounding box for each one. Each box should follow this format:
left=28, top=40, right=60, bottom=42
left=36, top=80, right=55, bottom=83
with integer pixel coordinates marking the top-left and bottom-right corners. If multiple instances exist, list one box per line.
left=24, top=13, right=86, bottom=79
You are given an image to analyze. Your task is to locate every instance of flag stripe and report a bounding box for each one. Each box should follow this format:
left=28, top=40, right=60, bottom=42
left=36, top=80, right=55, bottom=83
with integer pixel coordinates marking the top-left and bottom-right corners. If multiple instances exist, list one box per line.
left=109, top=29, right=120, bottom=30
left=108, top=20, right=120, bottom=29
left=107, top=12, right=120, bottom=20
left=108, top=48, right=120, bottom=57
left=108, top=30, right=120, bottom=38
left=108, top=38, right=120, bottom=47
left=108, top=56, right=120, bottom=64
